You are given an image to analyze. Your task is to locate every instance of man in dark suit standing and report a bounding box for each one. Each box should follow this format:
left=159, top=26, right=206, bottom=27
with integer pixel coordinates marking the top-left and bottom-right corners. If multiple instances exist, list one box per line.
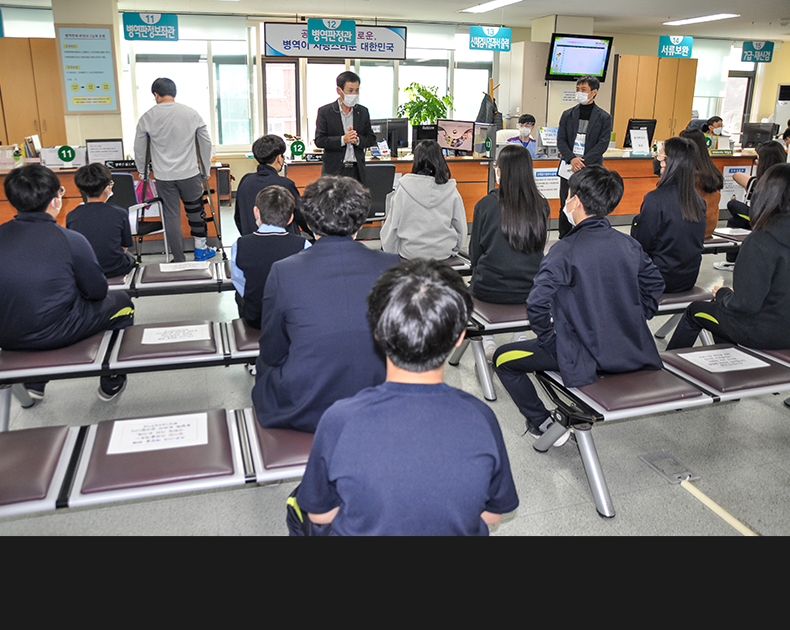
left=557, top=75, right=612, bottom=238
left=314, top=71, right=377, bottom=185
left=252, top=175, right=400, bottom=434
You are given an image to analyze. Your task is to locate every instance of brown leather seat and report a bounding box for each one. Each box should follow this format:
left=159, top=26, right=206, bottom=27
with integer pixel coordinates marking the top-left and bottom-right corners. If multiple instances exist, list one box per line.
left=229, top=319, right=260, bottom=355
left=577, top=369, right=705, bottom=412
left=246, top=408, right=314, bottom=483
left=657, top=286, right=714, bottom=307
left=112, top=321, right=219, bottom=363
left=0, top=332, right=109, bottom=381
left=138, top=262, right=214, bottom=285
left=471, top=298, right=528, bottom=326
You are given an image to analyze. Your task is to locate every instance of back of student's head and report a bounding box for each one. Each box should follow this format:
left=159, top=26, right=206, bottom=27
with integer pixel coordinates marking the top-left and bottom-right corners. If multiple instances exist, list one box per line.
left=411, top=140, right=451, bottom=185
left=252, top=135, right=286, bottom=165
left=755, top=141, right=787, bottom=180
left=74, top=163, right=112, bottom=199
left=301, top=175, right=369, bottom=237
left=255, top=185, right=294, bottom=228
left=367, top=258, right=473, bottom=373
left=679, top=128, right=724, bottom=194
left=151, top=77, right=176, bottom=98
left=750, top=163, right=790, bottom=231
left=496, top=143, right=547, bottom=254
left=568, top=165, right=624, bottom=217
left=658, top=136, right=704, bottom=222
left=4, top=164, right=60, bottom=213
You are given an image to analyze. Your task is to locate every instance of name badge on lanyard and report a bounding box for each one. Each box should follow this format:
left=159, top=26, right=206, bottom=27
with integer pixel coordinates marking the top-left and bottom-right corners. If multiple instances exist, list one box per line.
left=573, top=133, right=586, bottom=157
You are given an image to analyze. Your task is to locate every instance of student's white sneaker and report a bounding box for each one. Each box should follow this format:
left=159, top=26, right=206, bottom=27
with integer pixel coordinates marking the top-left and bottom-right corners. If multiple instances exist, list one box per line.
left=713, top=261, right=735, bottom=271
left=482, top=335, right=498, bottom=362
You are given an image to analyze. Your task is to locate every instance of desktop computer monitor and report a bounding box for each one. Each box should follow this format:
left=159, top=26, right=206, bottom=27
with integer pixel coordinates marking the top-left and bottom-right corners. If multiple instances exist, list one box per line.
left=412, top=124, right=438, bottom=148
left=622, top=119, right=657, bottom=149
left=740, top=122, right=778, bottom=148
left=436, top=119, right=474, bottom=153
left=370, top=119, right=389, bottom=145
left=386, top=118, right=409, bottom=150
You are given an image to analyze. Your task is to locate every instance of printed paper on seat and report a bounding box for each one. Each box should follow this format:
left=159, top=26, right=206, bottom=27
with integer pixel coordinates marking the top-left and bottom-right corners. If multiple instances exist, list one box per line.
left=141, top=324, right=212, bottom=344
left=678, top=348, right=769, bottom=373
left=107, top=413, right=209, bottom=454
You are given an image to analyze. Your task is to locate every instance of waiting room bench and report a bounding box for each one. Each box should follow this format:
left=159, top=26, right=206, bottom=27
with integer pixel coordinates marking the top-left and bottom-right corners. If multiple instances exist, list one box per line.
left=107, top=260, right=235, bottom=298
left=533, top=343, right=790, bottom=518
left=0, top=407, right=313, bottom=519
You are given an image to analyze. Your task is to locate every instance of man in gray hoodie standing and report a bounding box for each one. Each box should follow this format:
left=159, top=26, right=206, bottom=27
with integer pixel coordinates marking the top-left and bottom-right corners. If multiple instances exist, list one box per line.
left=134, top=78, right=215, bottom=262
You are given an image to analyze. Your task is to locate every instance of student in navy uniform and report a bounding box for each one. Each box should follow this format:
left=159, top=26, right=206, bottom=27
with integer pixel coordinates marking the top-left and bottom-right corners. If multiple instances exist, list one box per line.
left=631, top=136, right=706, bottom=294
left=290, top=259, right=519, bottom=536
left=233, top=134, right=310, bottom=238
left=668, top=164, right=790, bottom=351
left=0, top=164, right=134, bottom=402
left=230, top=185, right=310, bottom=328
left=493, top=166, right=665, bottom=438
left=67, top=163, right=136, bottom=278
left=252, top=176, right=399, bottom=433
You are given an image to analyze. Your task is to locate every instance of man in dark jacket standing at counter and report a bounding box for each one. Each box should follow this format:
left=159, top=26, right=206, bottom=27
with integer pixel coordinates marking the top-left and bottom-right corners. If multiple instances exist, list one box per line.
left=557, top=75, right=612, bottom=238
left=314, top=71, right=377, bottom=185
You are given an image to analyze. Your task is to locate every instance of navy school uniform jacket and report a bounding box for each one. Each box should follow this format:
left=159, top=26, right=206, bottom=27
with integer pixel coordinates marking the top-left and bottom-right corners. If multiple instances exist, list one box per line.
left=233, top=163, right=309, bottom=237
left=66, top=201, right=135, bottom=278
left=252, top=236, right=400, bottom=433
left=0, top=212, right=109, bottom=350
left=630, top=184, right=706, bottom=293
left=527, top=215, right=665, bottom=388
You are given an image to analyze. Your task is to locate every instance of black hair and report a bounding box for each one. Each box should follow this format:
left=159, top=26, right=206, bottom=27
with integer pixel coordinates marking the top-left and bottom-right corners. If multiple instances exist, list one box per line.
left=702, top=116, right=723, bottom=133
left=577, top=75, right=599, bottom=91
left=496, top=143, right=547, bottom=254
left=411, top=140, right=451, bottom=185
left=336, top=71, right=360, bottom=90
left=252, top=135, right=286, bottom=165
left=254, top=186, right=295, bottom=228
left=4, top=164, right=61, bottom=213
left=782, top=128, right=790, bottom=141
left=679, top=128, right=724, bottom=194
left=301, top=176, right=369, bottom=237
left=74, top=163, right=112, bottom=198
left=518, top=114, right=536, bottom=125
left=568, top=165, right=624, bottom=217
left=750, top=164, right=790, bottom=231
left=151, top=78, right=177, bottom=98
left=657, top=136, right=705, bottom=222
left=366, top=258, right=473, bottom=373
left=755, top=141, right=787, bottom=181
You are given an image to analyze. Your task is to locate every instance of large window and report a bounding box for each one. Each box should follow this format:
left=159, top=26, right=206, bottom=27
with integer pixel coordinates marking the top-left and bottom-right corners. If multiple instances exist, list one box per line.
left=213, top=41, right=253, bottom=146
left=359, top=60, right=395, bottom=119
left=398, top=49, right=450, bottom=116
left=306, top=61, right=346, bottom=145
left=263, top=61, right=299, bottom=137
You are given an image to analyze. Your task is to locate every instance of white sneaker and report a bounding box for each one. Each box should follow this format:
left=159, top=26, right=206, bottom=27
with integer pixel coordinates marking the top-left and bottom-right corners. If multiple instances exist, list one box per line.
left=482, top=335, right=498, bottom=362
left=511, top=331, right=528, bottom=343
left=713, top=262, right=735, bottom=271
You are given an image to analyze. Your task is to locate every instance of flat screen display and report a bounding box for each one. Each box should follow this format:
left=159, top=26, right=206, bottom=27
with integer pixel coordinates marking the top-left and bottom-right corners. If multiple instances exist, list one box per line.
left=436, top=119, right=474, bottom=152
left=545, top=33, right=613, bottom=82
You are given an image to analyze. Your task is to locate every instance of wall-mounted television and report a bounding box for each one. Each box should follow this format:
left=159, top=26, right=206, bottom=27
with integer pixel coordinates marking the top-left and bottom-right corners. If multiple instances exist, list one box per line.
left=545, top=33, right=614, bottom=83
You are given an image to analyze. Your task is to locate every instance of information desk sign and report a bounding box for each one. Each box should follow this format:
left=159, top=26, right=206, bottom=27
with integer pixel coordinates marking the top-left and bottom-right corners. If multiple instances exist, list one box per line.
left=742, top=41, right=773, bottom=63
left=469, top=26, right=511, bottom=52
left=123, top=13, right=179, bottom=41
left=307, top=19, right=356, bottom=46
left=658, top=35, right=693, bottom=58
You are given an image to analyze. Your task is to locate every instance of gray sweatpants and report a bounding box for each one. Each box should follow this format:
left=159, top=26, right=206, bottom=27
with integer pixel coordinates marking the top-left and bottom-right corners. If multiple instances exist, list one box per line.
left=156, top=175, right=205, bottom=262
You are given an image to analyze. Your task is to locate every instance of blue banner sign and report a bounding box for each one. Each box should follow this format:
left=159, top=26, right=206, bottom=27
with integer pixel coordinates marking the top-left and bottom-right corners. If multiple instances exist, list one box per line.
left=307, top=19, right=356, bottom=46
left=123, top=13, right=178, bottom=41
left=470, top=26, right=511, bottom=52
left=742, top=41, right=773, bottom=63
left=658, top=35, right=693, bottom=58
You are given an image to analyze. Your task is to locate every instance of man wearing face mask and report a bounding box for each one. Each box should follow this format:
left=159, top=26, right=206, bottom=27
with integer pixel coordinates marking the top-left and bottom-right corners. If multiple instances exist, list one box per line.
left=315, top=71, right=377, bottom=185
left=507, top=114, right=537, bottom=156
left=556, top=75, right=612, bottom=238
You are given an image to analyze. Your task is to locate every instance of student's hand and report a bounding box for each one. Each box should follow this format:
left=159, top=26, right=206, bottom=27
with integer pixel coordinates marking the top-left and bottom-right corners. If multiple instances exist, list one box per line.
left=713, top=285, right=726, bottom=297
left=570, top=157, right=585, bottom=172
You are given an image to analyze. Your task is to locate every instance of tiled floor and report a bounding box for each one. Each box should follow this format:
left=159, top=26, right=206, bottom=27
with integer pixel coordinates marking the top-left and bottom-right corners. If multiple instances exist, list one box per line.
left=2, top=212, right=789, bottom=536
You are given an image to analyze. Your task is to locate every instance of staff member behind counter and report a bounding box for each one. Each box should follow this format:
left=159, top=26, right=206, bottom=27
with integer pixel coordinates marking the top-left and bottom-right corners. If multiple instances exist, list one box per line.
left=314, top=71, right=377, bottom=185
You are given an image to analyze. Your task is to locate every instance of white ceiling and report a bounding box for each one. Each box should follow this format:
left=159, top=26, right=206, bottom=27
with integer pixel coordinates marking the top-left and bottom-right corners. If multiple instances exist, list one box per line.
left=6, top=0, right=790, bottom=42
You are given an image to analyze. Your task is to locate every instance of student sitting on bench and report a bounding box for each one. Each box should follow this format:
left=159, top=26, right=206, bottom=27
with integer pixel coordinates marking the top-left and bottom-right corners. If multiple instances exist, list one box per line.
left=290, top=258, right=520, bottom=536
left=67, top=163, right=136, bottom=278
left=667, top=163, right=790, bottom=351
left=230, top=185, right=310, bottom=329
left=252, top=176, right=399, bottom=433
left=493, top=166, right=666, bottom=439
left=0, top=164, right=134, bottom=402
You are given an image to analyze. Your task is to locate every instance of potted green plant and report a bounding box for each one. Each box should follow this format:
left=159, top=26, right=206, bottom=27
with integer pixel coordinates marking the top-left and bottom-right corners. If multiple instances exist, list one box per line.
left=397, top=82, right=453, bottom=125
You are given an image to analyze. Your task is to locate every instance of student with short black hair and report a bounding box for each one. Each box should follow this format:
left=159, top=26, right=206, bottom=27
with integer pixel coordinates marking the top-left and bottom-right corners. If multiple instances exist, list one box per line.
left=252, top=175, right=399, bottom=434
left=67, top=163, right=136, bottom=278
left=0, top=164, right=134, bottom=402
left=494, top=166, right=665, bottom=439
left=233, top=134, right=309, bottom=237
left=507, top=113, right=537, bottom=155
left=290, top=258, right=519, bottom=536
left=230, top=185, right=310, bottom=328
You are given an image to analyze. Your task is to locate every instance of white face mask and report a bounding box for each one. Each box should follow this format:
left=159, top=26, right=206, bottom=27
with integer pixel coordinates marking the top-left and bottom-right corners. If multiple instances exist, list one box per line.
left=519, top=126, right=532, bottom=139
left=563, top=197, right=578, bottom=226
left=713, top=127, right=722, bottom=136
left=342, top=93, right=359, bottom=108
left=575, top=91, right=591, bottom=104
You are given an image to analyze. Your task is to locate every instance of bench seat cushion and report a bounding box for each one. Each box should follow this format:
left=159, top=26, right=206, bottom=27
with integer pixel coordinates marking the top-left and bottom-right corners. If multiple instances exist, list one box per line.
left=231, top=319, right=260, bottom=353
left=658, top=286, right=713, bottom=306
left=472, top=298, right=528, bottom=325
left=0, top=332, right=107, bottom=373
left=139, top=262, right=213, bottom=284
left=115, top=321, right=218, bottom=361
left=576, top=369, right=705, bottom=411
left=0, top=426, right=70, bottom=506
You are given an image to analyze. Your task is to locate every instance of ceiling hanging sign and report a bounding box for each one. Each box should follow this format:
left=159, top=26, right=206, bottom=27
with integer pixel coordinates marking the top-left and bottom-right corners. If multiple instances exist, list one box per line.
left=123, top=13, right=179, bottom=41
left=469, top=26, right=511, bottom=52
left=742, top=41, right=773, bottom=63
left=658, top=35, right=693, bottom=58
left=264, top=22, right=406, bottom=60
left=307, top=18, right=356, bottom=46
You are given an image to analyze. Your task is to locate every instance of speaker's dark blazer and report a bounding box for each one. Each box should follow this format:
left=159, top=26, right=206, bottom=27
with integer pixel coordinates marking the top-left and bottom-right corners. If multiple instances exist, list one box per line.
left=556, top=102, right=612, bottom=167
left=314, top=100, right=377, bottom=185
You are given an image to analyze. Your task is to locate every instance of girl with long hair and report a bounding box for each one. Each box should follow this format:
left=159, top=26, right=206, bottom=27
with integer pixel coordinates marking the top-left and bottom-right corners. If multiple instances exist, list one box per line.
left=679, top=128, right=724, bottom=237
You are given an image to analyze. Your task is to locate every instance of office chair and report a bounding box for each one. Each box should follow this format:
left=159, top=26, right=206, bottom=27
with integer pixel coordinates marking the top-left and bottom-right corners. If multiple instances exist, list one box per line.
left=365, top=163, right=397, bottom=221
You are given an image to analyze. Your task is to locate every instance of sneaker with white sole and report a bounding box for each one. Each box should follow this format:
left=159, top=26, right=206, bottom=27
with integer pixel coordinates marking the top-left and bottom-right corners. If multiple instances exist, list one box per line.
left=482, top=335, right=498, bottom=362
left=98, top=377, right=127, bottom=402
left=713, top=261, right=735, bottom=271
left=194, top=247, right=217, bottom=261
